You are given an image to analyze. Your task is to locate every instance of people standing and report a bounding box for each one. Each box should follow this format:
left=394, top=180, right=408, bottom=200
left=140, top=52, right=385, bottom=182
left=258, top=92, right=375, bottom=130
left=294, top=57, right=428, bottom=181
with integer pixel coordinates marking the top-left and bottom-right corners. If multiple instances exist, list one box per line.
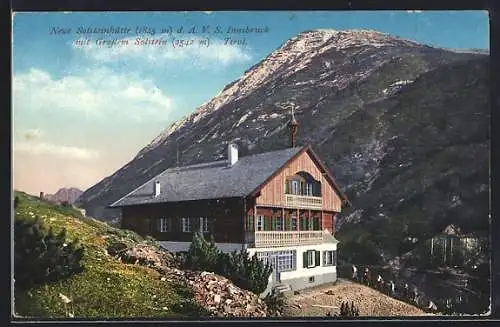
left=389, top=280, right=395, bottom=296
left=403, top=283, right=409, bottom=299
left=413, top=287, right=419, bottom=304
left=352, top=264, right=358, bottom=282
left=376, top=274, right=384, bottom=291
left=363, top=268, right=371, bottom=287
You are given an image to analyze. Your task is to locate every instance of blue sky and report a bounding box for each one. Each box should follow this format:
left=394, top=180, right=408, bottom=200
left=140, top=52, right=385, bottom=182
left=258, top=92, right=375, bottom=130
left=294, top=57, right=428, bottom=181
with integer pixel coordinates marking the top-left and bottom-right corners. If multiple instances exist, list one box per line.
left=12, top=11, right=489, bottom=195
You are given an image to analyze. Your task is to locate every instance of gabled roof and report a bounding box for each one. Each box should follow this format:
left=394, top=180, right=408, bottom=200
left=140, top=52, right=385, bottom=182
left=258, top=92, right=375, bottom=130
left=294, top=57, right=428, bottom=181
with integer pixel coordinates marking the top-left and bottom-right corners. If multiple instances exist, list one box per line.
left=110, top=144, right=350, bottom=208
left=110, top=146, right=303, bottom=207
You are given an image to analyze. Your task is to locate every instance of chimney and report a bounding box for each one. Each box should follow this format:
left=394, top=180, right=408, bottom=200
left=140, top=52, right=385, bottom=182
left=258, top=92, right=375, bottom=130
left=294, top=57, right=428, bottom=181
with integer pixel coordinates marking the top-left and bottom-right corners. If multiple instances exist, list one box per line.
left=287, top=105, right=299, bottom=148
left=228, top=143, right=239, bottom=167
left=154, top=181, right=161, bottom=197
left=39, top=192, right=44, bottom=199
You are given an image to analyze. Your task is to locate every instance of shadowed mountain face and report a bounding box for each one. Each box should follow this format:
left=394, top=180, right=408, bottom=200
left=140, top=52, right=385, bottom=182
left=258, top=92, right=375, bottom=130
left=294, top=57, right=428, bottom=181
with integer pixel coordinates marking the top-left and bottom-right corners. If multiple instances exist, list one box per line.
left=76, top=29, right=489, bottom=262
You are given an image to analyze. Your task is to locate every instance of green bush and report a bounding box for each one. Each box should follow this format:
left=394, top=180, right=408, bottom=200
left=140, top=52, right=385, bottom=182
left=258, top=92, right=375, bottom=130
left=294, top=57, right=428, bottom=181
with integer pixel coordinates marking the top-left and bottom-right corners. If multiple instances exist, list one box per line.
left=14, top=216, right=84, bottom=290
left=14, top=196, right=20, bottom=209
left=264, top=292, right=286, bottom=315
left=185, top=232, right=220, bottom=272
left=184, top=232, right=272, bottom=295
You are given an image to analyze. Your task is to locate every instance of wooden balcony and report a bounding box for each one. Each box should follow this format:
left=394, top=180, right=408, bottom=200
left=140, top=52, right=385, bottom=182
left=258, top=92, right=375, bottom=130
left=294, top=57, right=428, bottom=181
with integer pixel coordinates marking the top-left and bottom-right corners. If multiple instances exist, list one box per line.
left=285, top=194, right=323, bottom=209
left=252, top=230, right=324, bottom=248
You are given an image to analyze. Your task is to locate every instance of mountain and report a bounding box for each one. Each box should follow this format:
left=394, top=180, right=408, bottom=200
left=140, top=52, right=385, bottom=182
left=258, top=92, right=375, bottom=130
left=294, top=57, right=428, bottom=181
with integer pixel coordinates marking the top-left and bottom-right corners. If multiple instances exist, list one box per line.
left=76, top=29, right=489, bottom=261
left=45, top=187, right=83, bottom=205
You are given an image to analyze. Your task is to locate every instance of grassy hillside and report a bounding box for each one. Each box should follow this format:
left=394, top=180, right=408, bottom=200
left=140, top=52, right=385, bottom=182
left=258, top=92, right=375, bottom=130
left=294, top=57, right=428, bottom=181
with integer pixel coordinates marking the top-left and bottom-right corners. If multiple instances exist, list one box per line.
left=13, top=191, right=205, bottom=319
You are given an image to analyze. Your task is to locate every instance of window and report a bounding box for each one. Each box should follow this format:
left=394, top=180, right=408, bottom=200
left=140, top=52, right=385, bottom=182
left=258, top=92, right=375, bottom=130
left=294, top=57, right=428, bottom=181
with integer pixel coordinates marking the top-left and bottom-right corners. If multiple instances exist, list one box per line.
left=303, top=250, right=320, bottom=268
left=256, top=250, right=296, bottom=272
left=256, top=215, right=264, bottom=231
left=247, top=215, right=254, bottom=231
left=291, top=216, right=298, bottom=230
left=323, top=251, right=337, bottom=266
left=159, top=217, right=169, bottom=232
left=309, top=276, right=315, bottom=283
left=275, top=217, right=284, bottom=231
left=199, top=217, right=208, bottom=233
left=308, top=217, right=318, bottom=231
left=307, top=250, right=315, bottom=267
left=181, top=217, right=192, bottom=232
left=291, top=180, right=299, bottom=195
left=305, top=183, right=313, bottom=196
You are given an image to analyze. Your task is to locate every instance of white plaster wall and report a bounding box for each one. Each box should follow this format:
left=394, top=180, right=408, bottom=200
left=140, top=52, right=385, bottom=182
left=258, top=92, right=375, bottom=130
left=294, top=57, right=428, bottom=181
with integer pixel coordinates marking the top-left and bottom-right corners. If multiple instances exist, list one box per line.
left=246, top=242, right=338, bottom=280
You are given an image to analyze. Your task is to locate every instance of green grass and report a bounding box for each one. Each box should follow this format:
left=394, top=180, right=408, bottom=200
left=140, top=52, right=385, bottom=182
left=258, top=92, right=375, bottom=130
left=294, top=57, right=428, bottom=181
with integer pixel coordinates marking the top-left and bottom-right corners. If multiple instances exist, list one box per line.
left=13, top=191, right=207, bottom=319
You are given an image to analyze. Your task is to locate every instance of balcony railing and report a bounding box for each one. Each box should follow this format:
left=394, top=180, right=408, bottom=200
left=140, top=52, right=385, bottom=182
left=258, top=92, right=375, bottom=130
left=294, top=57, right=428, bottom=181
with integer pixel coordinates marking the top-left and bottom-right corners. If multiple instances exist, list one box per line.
left=285, top=194, right=323, bottom=209
left=253, top=230, right=324, bottom=248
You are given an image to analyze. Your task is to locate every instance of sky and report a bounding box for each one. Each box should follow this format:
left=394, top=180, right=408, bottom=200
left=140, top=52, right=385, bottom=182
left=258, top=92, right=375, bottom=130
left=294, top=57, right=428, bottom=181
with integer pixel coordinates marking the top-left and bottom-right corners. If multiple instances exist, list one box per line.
left=12, top=10, right=490, bottom=195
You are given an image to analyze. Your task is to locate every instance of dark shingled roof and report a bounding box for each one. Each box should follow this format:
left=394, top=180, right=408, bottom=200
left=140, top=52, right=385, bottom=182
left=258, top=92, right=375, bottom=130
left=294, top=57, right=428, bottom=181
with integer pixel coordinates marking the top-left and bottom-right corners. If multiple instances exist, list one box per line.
left=110, top=146, right=305, bottom=207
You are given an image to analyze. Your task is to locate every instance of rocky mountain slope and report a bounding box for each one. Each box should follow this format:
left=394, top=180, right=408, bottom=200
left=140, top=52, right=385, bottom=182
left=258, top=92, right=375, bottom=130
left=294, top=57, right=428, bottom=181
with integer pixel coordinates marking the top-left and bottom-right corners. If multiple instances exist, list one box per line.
left=76, top=29, right=489, bottom=261
left=45, top=187, right=83, bottom=205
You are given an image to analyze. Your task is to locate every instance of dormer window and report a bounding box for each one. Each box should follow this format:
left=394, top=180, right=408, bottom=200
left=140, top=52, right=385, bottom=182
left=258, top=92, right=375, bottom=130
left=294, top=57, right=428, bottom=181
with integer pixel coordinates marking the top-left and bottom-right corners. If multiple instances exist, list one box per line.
left=285, top=171, right=321, bottom=197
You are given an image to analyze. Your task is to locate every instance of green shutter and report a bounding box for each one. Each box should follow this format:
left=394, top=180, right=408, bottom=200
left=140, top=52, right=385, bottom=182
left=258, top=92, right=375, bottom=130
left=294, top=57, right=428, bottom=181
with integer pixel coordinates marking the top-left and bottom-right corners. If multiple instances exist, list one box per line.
left=285, top=216, right=291, bottom=231
left=315, top=251, right=321, bottom=267
left=285, top=181, right=289, bottom=194
left=272, top=217, right=277, bottom=231
left=248, top=215, right=254, bottom=231
left=264, top=216, right=269, bottom=231
left=303, top=251, right=308, bottom=268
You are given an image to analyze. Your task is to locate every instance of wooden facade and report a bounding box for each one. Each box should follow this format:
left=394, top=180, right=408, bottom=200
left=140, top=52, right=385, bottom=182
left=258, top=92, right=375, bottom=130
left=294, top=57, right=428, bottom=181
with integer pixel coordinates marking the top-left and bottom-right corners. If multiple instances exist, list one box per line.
left=122, top=197, right=246, bottom=244
left=120, top=147, right=345, bottom=248
left=255, top=150, right=343, bottom=211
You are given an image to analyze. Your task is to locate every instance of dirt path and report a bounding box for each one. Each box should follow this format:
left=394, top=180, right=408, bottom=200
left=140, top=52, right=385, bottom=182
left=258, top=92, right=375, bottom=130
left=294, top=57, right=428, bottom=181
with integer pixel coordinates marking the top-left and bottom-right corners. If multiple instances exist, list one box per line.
left=283, top=279, right=433, bottom=317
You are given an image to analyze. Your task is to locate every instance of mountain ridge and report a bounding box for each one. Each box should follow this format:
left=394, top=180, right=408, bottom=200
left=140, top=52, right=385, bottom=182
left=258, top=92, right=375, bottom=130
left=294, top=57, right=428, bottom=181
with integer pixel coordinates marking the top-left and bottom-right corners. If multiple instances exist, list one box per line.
left=76, top=29, right=489, bottom=261
left=44, top=187, right=83, bottom=205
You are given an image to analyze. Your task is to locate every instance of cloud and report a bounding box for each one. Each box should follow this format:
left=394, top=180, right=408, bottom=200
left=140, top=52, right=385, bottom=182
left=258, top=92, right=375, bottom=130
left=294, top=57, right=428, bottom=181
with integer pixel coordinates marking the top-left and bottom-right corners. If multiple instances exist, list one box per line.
left=23, top=128, right=43, bottom=141
left=72, top=34, right=253, bottom=69
left=14, top=141, right=99, bottom=160
left=13, top=68, right=172, bottom=120
left=406, top=10, right=423, bottom=13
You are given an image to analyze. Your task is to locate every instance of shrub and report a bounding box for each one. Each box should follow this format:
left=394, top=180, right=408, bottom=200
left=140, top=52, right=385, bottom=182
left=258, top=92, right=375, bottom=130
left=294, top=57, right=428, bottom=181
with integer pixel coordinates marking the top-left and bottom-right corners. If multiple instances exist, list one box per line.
left=264, top=292, right=286, bottom=315
left=185, top=233, right=272, bottom=295
left=185, top=232, right=219, bottom=272
left=14, top=216, right=85, bottom=290
left=14, top=196, right=20, bottom=209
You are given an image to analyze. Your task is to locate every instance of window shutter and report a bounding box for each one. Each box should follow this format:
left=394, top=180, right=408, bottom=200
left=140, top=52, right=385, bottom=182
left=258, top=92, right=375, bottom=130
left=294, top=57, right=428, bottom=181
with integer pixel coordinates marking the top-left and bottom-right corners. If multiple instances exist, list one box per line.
left=272, top=217, right=276, bottom=231
left=303, top=251, right=308, bottom=268
left=322, top=251, right=326, bottom=266
left=315, top=251, right=321, bottom=267
left=285, top=181, right=289, bottom=194
left=264, top=216, right=269, bottom=231
left=333, top=251, right=337, bottom=266
left=248, top=215, right=253, bottom=231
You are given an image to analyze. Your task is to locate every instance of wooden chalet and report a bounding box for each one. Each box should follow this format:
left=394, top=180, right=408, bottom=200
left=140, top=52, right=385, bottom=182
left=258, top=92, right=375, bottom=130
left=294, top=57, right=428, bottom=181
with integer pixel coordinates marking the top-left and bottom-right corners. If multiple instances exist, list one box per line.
left=110, top=109, right=351, bottom=293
